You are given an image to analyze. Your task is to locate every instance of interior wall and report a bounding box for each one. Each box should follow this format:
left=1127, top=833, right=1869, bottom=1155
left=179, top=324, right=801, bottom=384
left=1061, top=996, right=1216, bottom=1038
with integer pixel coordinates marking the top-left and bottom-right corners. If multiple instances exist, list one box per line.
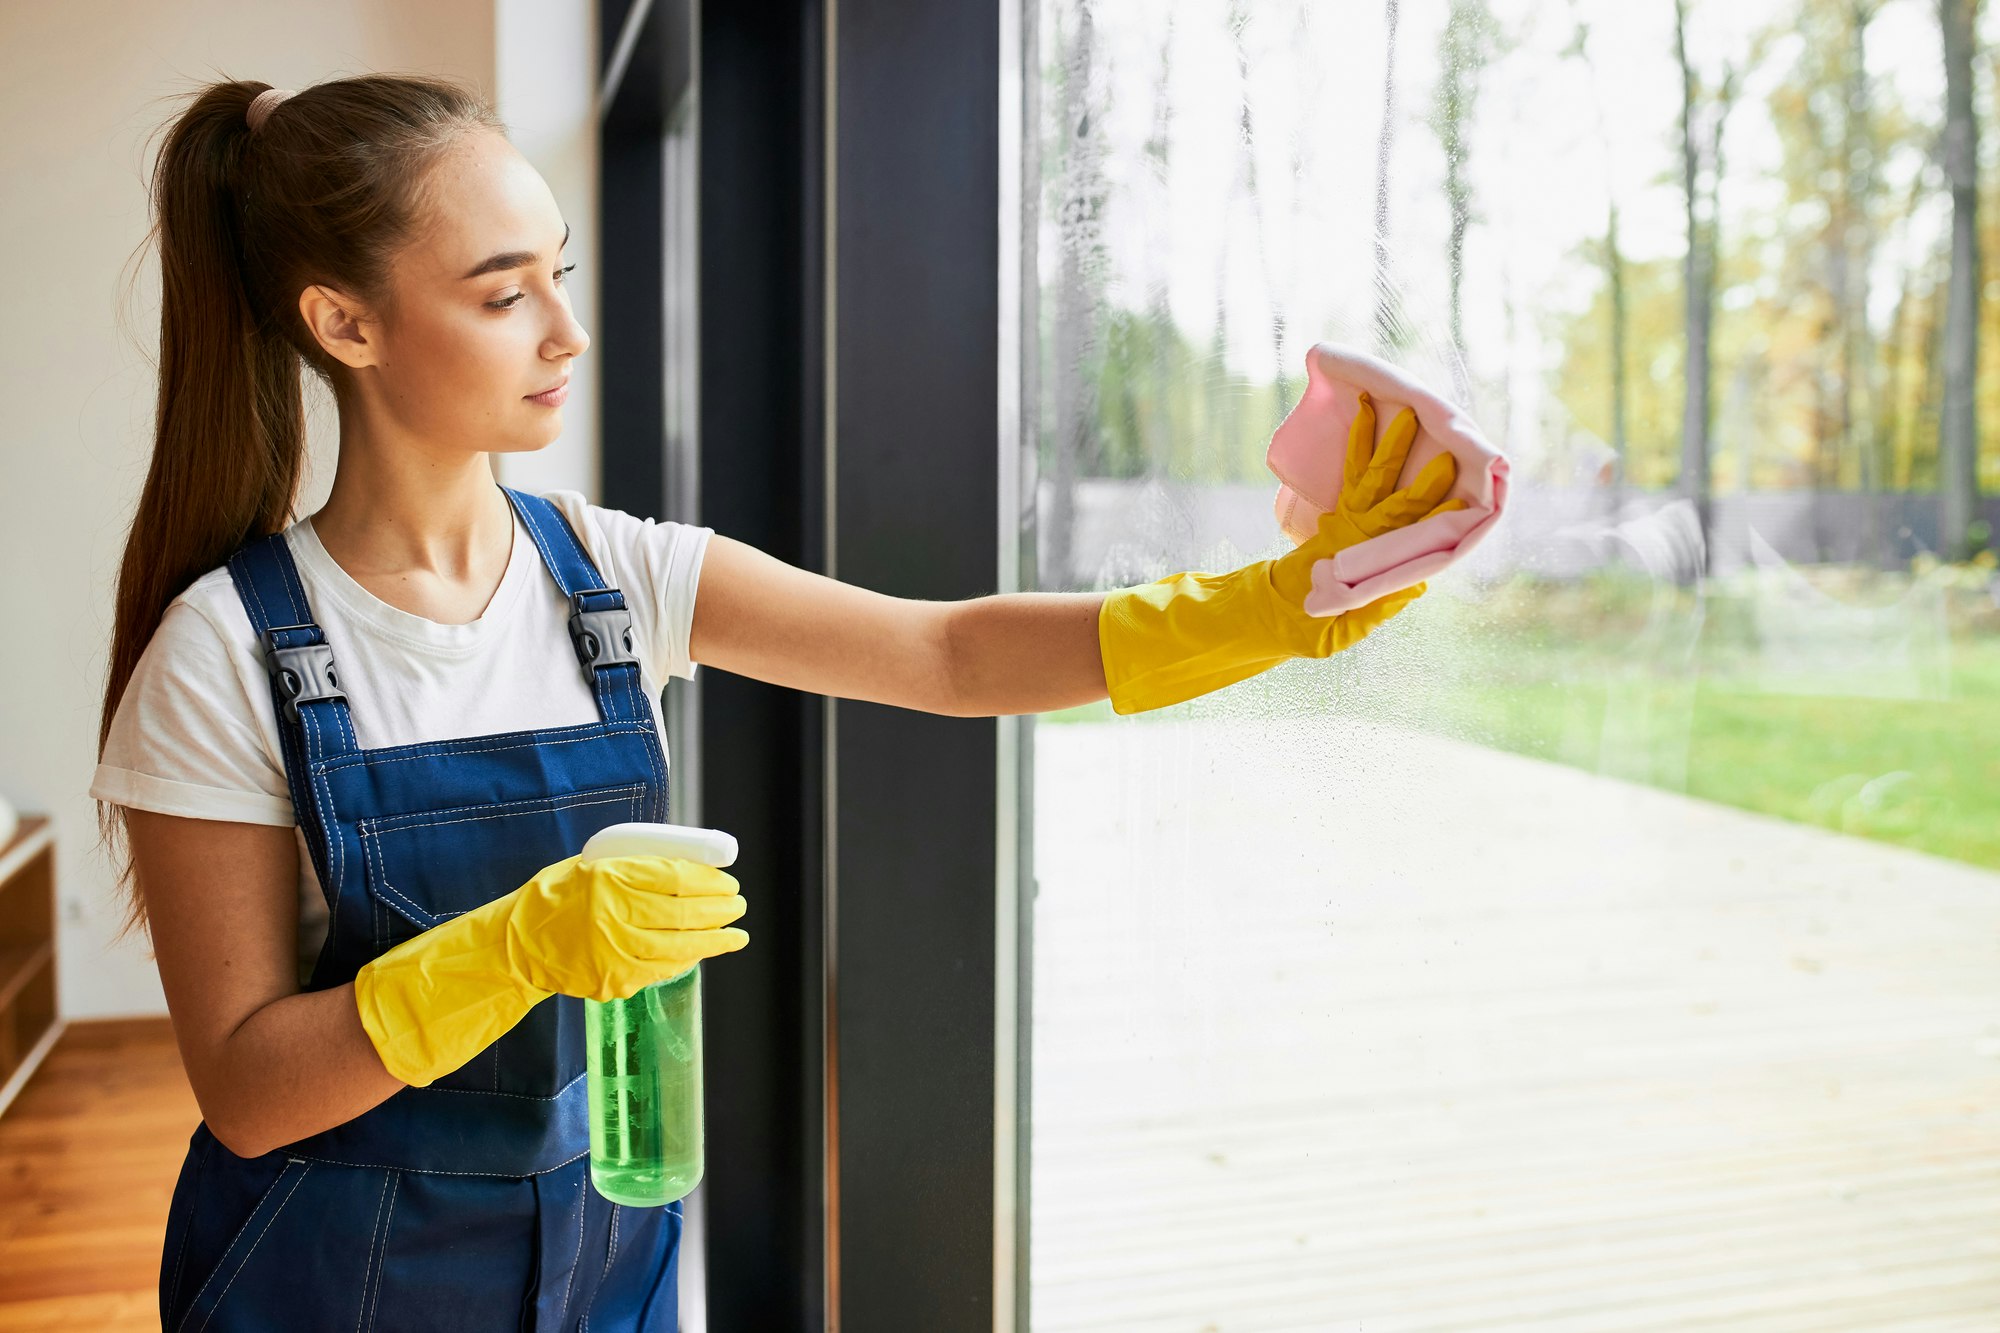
left=0, top=0, right=601, bottom=1020
left=493, top=0, right=601, bottom=501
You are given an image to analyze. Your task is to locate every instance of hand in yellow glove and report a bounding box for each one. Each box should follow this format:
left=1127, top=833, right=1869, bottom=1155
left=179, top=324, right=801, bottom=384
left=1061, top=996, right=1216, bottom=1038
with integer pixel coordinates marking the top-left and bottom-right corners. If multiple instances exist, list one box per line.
left=1097, top=390, right=1466, bottom=716
left=353, top=852, right=748, bottom=1088
left=1307, top=389, right=1466, bottom=564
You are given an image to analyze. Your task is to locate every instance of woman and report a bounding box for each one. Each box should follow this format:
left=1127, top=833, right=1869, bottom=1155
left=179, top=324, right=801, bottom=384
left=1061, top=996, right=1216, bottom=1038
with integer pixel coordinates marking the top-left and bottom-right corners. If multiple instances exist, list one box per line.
left=91, top=74, right=1456, bottom=1332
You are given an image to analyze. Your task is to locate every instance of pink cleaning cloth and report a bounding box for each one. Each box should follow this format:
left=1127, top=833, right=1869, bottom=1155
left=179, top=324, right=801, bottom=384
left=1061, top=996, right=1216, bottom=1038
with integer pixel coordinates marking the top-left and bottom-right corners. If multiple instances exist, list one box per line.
left=1267, top=342, right=1510, bottom=617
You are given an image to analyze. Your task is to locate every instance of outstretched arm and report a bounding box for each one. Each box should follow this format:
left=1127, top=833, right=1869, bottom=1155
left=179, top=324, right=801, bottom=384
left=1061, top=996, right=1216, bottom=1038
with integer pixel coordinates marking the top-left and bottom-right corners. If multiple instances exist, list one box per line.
left=688, top=533, right=1110, bottom=718
left=690, top=397, right=1458, bottom=719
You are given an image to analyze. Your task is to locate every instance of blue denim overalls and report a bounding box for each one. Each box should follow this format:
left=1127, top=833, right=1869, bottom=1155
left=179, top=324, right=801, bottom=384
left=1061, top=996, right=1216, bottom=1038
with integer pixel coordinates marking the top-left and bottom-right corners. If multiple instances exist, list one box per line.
left=158, top=485, right=683, bottom=1331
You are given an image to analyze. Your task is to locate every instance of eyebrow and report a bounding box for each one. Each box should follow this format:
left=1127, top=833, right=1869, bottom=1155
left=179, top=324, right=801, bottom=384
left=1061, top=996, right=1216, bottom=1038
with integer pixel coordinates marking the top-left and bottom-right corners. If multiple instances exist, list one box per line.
left=460, top=223, right=570, bottom=281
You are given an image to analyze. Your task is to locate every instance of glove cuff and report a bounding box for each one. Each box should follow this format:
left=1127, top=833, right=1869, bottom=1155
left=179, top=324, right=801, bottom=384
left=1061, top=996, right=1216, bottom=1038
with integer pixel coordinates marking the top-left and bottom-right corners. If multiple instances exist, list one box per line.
left=1097, top=563, right=1301, bottom=715
left=352, top=901, right=554, bottom=1088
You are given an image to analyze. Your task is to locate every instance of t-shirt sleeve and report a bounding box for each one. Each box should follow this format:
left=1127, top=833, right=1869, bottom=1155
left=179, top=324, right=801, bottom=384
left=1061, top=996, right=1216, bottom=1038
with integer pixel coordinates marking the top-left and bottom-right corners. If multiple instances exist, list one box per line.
left=89, top=598, right=295, bottom=827
left=546, top=490, right=713, bottom=682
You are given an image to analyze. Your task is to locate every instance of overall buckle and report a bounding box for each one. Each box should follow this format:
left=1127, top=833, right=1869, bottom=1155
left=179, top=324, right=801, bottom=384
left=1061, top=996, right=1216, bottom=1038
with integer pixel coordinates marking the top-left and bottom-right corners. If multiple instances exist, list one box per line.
left=261, top=625, right=347, bottom=725
left=568, top=590, right=639, bottom=685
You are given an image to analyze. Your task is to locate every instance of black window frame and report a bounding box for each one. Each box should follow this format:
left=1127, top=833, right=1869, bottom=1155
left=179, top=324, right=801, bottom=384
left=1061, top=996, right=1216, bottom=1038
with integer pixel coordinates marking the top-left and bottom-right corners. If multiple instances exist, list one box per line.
left=598, top=1, right=1030, bottom=1328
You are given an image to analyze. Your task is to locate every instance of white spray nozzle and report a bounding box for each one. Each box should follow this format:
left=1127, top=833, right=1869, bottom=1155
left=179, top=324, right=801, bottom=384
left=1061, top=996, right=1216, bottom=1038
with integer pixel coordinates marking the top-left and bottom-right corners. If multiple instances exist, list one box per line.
left=580, top=821, right=738, bottom=869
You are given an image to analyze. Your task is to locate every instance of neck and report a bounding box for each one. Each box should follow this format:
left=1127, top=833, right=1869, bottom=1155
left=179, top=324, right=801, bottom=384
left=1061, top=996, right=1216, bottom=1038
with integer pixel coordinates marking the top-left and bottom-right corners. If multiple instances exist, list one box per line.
left=310, top=450, right=511, bottom=581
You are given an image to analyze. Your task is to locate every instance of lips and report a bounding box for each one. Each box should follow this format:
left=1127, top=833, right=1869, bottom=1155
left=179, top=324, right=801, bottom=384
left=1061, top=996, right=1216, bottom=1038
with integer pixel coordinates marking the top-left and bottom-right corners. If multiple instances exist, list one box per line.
left=529, top=377, right=570, bottom=397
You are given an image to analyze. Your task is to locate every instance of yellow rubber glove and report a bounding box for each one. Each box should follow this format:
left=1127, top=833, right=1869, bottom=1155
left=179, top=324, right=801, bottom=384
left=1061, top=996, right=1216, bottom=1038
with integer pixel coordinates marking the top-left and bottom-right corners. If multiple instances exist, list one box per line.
left=353, top=852, right=749, bottom=1088
left=1097, top=390, right=1466, bottom=716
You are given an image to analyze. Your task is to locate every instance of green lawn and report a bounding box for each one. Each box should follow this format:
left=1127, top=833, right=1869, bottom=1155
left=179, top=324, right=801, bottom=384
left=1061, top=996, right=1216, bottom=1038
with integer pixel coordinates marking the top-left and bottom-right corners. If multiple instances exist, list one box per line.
left=1045, top=569, right=2000, bottom=874
left=1412, top=637, right=2000, bottom=873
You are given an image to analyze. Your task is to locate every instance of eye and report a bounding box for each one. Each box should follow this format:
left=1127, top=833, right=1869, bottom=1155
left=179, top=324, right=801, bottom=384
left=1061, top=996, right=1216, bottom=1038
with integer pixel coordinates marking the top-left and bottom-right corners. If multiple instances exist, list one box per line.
left=486, top=260, right=576, bottom=310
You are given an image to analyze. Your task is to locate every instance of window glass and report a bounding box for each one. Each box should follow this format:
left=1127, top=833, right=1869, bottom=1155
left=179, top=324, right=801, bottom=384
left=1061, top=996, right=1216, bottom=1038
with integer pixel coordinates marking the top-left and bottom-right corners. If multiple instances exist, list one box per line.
left=1024, top=0, right=2000, bottom=1324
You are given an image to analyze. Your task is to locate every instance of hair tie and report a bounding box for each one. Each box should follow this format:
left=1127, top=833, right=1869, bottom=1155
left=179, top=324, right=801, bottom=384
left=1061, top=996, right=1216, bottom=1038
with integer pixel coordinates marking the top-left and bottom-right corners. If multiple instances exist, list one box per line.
left=246, top=87, right=297, bottom=134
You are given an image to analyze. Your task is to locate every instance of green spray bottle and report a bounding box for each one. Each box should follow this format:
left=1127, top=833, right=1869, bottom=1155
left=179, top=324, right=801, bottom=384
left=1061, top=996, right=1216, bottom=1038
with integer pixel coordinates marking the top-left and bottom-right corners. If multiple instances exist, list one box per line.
left=577, top=820, right=738, bottom=1207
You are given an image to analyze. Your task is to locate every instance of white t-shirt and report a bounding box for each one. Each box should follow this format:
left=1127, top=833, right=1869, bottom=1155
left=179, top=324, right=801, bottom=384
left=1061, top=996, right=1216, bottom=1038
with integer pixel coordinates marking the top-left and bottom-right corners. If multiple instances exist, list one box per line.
left=90, top=488, right=711, bottom=978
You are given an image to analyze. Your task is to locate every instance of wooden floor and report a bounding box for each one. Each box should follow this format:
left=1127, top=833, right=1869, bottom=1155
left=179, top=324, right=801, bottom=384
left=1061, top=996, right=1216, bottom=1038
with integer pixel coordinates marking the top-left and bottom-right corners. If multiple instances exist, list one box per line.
left=0, top=1018, right=198, bottom=1332
left=1030, top=716, right=2000, bottom=1332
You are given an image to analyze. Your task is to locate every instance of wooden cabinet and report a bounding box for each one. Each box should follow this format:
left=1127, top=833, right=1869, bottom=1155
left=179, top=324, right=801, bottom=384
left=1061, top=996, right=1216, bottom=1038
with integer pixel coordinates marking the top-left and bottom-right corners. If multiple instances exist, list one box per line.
left=0, top=815, right=62, bottom=1118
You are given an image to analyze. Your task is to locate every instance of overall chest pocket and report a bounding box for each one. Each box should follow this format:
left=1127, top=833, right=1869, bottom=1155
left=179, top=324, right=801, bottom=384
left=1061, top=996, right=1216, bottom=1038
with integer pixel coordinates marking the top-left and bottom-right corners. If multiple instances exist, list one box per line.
left=359, top=782, right=652, bottom=1097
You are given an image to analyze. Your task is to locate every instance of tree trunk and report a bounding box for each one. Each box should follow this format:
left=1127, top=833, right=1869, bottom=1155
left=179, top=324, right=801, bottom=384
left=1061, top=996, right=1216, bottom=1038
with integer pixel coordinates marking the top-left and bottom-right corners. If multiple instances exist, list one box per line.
left=1373, top=0, right=1402, bottom=353
left=1610, top=201, right=1630, bottom=508
left=1048, top=5, right=1104, bottom=589
left=1228, top=3, right=1293, bottom=420
left=1434, top=0, right=1495, bottom=408
left=1938, top=0, right=1982, bottom=557
left=1842, top=2, right=1885, bottom=563
left=1674, top=0, right=1714, bottom=571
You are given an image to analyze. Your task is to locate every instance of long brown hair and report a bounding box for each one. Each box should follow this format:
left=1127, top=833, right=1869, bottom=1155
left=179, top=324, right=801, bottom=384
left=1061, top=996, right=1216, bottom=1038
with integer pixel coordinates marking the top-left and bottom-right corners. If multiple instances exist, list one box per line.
left=97, top=74, right=507, bottom=943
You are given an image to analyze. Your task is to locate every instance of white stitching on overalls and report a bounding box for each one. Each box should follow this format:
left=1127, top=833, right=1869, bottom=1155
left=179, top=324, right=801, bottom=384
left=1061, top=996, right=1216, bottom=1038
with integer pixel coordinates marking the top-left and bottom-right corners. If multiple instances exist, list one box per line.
left=320, top=725, right=652, bottom=774
left=359, top=787, right=646, bottom=926
left=322, top=801, right=348, bottom=937
left=175, top=1154, right=290, bottom=1329
left=362, top=784, right=649, bottom=834
left=517, top=491, right=647, bottom=740
left=583, top=1203, right=622, bottom=1332
left=238, top=560, right=274, bottom=641
left=271, top=534, right=309, bottom=623
left=416, top=1069, right=588, bottom=1102
left=628, top=674, right=671, bottom=821
left=283, top=1145, right=593, bottom=1177
left=188, top=1162, right=311, bottom=1333
left=532, top=498, right=670, bottom=816
left=301, top=708, right=344, bottom=915
left=164, top=1128, right=211, bottom=1314
left=518, top=495, right=569, bottom=597
left=556, top=1173, right=587, bottom=1326
left=355, top=1170, right=391, bottom=1333
left=545, top=497, right=602, bottom=580
left=361, top=1171, right=398, bottom=1332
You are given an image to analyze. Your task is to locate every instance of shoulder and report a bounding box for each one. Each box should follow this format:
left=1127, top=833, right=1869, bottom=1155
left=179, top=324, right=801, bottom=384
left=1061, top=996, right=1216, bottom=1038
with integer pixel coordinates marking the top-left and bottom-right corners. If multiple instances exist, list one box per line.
left=156, top=566, right=260, bottom=666
left=120, top=553, right=297, bottom=736
left=119, top=565, right=273, bottom=733
left=96, top=563, right=292, bottom=823
left=517, top=488, right=714, bottom=681
left=519, top=488, right=713, bottom=588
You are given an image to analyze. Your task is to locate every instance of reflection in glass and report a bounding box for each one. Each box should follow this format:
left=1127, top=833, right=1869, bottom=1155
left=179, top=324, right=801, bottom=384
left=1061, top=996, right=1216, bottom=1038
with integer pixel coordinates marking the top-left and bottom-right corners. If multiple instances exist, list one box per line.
left=1022, top=0, right=2000, bottom=1326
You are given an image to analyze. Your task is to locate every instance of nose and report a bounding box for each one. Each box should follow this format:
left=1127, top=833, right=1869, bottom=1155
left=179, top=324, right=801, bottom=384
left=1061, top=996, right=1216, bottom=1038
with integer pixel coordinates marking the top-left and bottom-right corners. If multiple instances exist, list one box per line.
left=548, top=298, right=584, bottom=360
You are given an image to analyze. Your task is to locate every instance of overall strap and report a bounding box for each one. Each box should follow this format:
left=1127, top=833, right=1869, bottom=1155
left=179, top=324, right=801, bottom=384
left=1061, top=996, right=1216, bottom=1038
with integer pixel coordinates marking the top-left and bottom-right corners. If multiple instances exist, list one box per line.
left=226, top=530, right=358, bottom=899
left=501, top=487, right=651, bottom=727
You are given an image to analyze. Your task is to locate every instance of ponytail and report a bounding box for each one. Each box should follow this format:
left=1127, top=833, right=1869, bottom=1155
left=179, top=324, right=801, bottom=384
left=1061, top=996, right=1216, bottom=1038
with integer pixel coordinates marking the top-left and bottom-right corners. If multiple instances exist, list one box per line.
left=97, top=73, right=505, bottom=942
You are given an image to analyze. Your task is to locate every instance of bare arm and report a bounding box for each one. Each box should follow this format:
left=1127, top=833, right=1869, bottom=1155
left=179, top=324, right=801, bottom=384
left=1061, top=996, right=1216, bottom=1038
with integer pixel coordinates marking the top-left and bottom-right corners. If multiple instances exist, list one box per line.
left=688, top=533, right=1110, bottom=718
left=942, top=591, right=1110, bottom=716
left=127, top=808, right=407, bottom=1159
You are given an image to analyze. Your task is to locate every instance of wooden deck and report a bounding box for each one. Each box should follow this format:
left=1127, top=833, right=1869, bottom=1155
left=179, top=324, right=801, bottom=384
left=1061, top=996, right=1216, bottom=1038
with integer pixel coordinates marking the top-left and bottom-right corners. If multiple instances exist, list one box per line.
left=1029, top=715, right=2000, bottom=1332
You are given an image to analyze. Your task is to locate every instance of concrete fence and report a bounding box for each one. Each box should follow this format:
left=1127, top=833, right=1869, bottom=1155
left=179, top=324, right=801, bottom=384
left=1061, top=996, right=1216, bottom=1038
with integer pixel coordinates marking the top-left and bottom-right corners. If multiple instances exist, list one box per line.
left=1034, top=478, right=2000, bottom=590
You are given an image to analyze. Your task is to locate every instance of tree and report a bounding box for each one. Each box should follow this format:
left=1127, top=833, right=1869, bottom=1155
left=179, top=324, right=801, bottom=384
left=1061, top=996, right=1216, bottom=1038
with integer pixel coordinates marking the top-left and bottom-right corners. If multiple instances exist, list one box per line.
left=1228, top=2, right=1296, bottom=417
left=1824, top=0, right=1880, bottom=556
left=1673, top=0, right=1744, bottom=567
left=1563, top=3, right=1631, bottom=502
left=1431, top=0, right=1502, bottom=407
left=1938, top=0, right=1983, bottom=557
left=1373, top=0, right=1403, bottom=353
left=1045, top=2, right=1108, bottom=588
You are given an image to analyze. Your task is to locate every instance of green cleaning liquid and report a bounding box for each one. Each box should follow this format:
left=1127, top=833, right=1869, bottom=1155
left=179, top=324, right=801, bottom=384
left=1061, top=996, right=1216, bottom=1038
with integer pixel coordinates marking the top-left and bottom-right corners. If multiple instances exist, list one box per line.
left=585, top=963, right=703, bottom=1206
left=577, top=821, right=739, bottom=1207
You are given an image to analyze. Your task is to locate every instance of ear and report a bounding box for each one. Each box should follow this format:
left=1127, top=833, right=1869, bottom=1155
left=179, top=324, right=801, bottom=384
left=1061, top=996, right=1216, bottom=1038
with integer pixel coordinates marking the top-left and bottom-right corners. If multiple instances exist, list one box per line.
left=298, top=282, right=381, bottom=371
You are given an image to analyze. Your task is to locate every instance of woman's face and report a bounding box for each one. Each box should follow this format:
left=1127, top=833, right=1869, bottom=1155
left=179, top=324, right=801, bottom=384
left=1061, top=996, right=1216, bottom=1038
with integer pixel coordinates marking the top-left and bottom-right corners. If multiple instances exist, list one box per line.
left=307, top=129, right=589, bottom=457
